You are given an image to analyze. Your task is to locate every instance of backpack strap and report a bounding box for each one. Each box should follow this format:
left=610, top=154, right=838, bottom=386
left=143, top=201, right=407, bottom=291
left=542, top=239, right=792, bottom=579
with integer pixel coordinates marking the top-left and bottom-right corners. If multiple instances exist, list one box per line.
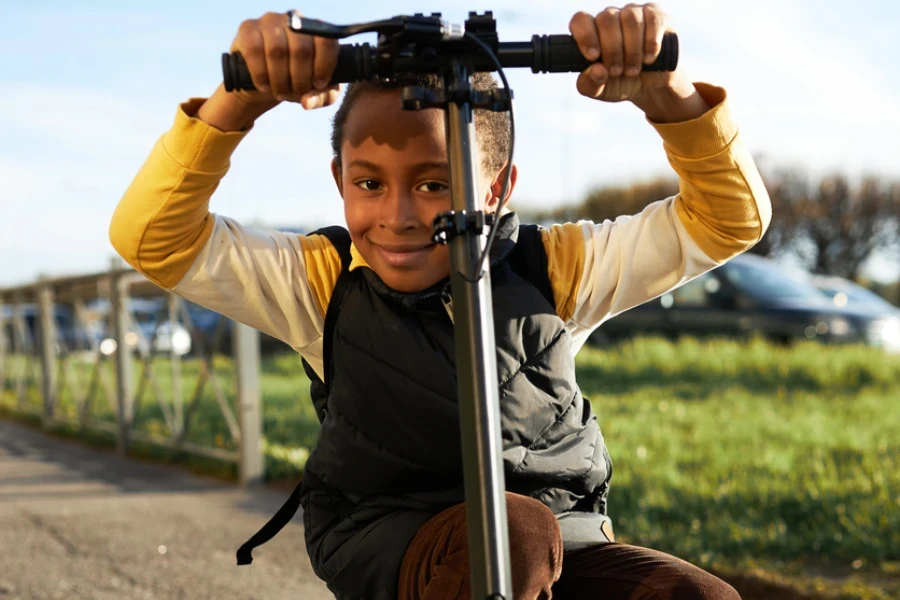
left=509, top=223, right=556, bottom=310
left=237, top=226, right=353, bottom=567
left=316, top=226, right=353, bottom=399
left=297, top=226, right=353, bottom=405
left=236, top=484, right=304, bottom=565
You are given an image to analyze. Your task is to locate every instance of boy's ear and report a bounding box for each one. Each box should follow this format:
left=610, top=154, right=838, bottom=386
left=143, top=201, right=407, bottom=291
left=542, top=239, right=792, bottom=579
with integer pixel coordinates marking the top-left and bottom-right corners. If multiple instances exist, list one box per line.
left=486, top=163, right=518, bottom=212
left=330, top=158, right=343, bottom=196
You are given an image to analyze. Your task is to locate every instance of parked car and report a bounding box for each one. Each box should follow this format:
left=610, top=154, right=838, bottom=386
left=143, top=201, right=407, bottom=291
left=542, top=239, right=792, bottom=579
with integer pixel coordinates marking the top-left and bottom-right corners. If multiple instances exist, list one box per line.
left=91, top=298, right=192, bottom=357
left=183, top=300, right=292, bottom=356
left=810, top=275, right=900, bottom=314
left=0, top=303, right=100, bottom=354
left=89, top=298, right=290, bottom=358
left=809, top=275, right=900, bottom=353
left=592, top=253, right=900, bottom=353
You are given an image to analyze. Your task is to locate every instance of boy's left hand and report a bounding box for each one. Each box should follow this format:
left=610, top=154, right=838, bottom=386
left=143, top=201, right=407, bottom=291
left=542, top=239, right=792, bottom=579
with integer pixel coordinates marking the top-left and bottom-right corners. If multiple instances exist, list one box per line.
left=569, top=3, right=705, bottom=120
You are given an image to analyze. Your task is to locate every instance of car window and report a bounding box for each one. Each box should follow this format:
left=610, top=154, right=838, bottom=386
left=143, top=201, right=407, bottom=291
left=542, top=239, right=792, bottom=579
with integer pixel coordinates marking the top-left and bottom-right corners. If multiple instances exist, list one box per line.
left=722, top=261, right=822, bottom=300
left=132, top=311, right=157, bottom=325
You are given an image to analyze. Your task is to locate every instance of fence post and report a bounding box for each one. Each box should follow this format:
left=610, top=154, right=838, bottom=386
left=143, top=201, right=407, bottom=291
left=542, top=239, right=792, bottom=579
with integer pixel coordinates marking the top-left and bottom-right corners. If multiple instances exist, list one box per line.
left=110, top=259, right=133, bottom=454
left=11, top=295, right=29, bottom=410
left=0, top=294, right=7, bottom=396
left=234, top=321, right=263, bottom=486
left=168, top=293, right=184, bottom=436
left=37, top=279, right=58, bottom=426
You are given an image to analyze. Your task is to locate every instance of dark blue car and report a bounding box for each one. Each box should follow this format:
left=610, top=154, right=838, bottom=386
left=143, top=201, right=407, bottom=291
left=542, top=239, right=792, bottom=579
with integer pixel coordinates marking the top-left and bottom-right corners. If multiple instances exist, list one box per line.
left=592, top=253, right=900, bottom=353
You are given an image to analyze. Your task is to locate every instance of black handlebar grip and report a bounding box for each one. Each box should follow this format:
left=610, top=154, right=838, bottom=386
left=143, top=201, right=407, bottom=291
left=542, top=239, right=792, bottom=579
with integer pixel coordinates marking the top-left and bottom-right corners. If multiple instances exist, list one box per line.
left=221, top=31, right=678, bottom=91
left=332, top=43, right=374, bottom=83
left=222, top=52, right=253, bottom=92
left=532, top=31, right=678, bottom=74
left=222, top=44, right=374, bottom=92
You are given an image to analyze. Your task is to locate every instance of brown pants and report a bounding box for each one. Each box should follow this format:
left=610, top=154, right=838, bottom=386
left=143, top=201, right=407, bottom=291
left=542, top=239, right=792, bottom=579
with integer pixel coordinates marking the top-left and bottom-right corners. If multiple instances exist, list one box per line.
left=397, top=493, right=740, bottom=600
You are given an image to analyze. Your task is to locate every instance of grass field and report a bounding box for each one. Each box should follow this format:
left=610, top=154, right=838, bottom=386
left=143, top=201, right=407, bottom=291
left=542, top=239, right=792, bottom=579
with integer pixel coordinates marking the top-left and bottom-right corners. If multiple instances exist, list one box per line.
left=2, top=336, right=899, bottom=599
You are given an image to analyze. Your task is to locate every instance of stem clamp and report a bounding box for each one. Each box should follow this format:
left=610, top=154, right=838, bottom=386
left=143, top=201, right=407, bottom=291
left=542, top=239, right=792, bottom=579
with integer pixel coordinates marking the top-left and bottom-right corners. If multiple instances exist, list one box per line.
left=432, top=210, right=496, bottom=245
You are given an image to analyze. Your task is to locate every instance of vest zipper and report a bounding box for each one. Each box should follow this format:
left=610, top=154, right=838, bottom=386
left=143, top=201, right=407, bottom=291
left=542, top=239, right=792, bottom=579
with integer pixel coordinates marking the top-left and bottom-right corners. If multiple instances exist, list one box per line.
left=440, top=287, right=454, bottom=324
left=415, top=284, right=454, bottom=323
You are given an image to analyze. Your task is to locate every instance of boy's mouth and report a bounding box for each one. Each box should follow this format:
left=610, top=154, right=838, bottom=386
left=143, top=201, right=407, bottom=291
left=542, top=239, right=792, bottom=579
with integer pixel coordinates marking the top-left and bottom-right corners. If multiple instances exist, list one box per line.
left=371, top=241, right=436, bottom=268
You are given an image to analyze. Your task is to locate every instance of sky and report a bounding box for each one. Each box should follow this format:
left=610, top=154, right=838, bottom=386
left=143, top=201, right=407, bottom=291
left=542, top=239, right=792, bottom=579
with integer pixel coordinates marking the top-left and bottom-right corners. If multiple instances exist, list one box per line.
left=1, top=0, right=898, bottom=287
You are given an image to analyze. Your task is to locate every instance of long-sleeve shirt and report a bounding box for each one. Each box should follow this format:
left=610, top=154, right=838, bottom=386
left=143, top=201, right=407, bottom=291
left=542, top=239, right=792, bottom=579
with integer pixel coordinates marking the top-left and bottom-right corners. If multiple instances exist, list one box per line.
left=109, top=83, right=771, bottom=379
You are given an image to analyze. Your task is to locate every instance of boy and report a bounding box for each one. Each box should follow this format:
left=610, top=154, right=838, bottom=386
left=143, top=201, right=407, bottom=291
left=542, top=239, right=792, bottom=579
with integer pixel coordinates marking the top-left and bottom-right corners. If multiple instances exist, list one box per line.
left=110, top=5, right=770, bottom=599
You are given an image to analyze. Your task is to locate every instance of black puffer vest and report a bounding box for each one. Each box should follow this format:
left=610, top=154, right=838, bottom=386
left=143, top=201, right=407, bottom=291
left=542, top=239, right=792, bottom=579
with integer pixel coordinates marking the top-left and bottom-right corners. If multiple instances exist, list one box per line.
left=238, top=213, right=612, bottom=600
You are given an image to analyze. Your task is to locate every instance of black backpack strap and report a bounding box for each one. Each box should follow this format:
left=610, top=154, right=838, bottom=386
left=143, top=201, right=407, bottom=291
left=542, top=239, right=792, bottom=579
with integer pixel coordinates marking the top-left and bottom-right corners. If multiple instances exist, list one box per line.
left=237, top=226, right=353, bottom=567
left=316, top=226, right=353, bottom=398
left=298, top=225, right=353, bottom=400
left=509, top=223, right=556, bottom=309
left=236, top=484, right=304, bottom=565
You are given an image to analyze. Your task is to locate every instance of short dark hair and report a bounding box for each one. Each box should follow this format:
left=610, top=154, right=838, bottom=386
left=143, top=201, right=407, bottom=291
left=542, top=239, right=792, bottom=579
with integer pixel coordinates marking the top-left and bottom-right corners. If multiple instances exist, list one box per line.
left=330, top=72, right=510, bottom=175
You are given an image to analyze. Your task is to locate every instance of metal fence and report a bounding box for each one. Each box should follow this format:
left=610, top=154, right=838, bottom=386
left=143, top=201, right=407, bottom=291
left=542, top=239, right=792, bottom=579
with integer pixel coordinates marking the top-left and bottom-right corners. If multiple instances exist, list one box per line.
left=0, top=259, right=263, bottom=486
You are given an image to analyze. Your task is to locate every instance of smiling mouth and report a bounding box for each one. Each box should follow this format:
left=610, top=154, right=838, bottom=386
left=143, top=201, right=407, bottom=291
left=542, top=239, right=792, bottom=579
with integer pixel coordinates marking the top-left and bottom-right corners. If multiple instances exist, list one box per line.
left=372, top=242, right=436, bottom=267
left=374, top=242, right=434, bottom=253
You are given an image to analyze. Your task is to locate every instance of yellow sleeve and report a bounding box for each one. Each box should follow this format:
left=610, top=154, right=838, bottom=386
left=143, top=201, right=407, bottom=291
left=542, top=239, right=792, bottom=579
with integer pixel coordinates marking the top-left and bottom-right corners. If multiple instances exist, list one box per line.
left=650, top=83, right=772, bottom=262
left=109, top=98, right=247, bottom=289
left=109, top=99, right=342, bottom=373
left=541, top=83, right=771, bottom=353
left=540, top=224, right=586, bottom=322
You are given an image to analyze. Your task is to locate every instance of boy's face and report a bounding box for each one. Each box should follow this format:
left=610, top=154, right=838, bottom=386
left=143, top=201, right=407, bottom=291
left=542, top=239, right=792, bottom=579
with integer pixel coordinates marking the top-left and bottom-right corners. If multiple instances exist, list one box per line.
left=331, top=89, right=516, bottom=293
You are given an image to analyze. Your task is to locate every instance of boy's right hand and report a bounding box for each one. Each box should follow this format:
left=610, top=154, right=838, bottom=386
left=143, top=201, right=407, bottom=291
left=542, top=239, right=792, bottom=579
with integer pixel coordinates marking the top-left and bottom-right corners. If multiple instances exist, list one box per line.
left=230, top=10, right=341, bottom=110
left=197, top=10, right=340, bottom=132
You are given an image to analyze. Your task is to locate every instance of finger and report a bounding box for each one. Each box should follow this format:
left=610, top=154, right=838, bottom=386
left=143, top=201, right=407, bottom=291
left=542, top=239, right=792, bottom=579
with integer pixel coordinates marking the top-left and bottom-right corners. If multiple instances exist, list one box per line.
left=313, top=37, right=340, bottom=89
left=300, top=86, right=341, bottom=110
left=287, top=31, right=315, bottom=98
left=643, top=3, right=667, bottom=64
left=595, top=8, right=624, bottom=78
left=620, top=4, right=645, bottom=76
left=575, top=64, right=609, bottom=99
left=259, top=12, right=291, bottom=98
left=568, top=11, right=601, bottom=62
left=234, top=19, right=269, bottom=93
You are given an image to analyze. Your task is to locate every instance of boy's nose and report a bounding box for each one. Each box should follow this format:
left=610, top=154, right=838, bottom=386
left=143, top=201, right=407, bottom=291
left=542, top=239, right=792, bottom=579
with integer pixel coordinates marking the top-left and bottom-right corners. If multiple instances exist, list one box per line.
left=380, top=192, right=420, bottom=232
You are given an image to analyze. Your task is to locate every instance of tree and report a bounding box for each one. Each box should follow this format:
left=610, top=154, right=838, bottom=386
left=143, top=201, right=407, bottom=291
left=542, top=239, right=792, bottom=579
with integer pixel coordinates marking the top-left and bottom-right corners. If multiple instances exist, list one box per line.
left=523, top=176, right=679, bottom=225
left=744, top=166, right=805, bottom=259
left=753, top=168, right=900, bottom=280
left=518, top=164, right=899, bottom=283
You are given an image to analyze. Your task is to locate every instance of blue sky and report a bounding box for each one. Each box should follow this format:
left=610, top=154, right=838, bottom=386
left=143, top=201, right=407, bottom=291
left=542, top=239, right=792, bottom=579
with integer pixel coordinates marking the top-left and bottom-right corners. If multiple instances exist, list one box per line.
left=1, top=0, right=898, bottom=286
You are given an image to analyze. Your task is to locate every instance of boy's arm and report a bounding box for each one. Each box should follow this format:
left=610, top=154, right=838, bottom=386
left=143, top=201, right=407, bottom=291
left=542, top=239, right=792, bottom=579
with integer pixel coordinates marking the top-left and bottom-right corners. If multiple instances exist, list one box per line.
left=109, top=98, right=341, bottom=374
left=541, top=83, right=772, bottom=349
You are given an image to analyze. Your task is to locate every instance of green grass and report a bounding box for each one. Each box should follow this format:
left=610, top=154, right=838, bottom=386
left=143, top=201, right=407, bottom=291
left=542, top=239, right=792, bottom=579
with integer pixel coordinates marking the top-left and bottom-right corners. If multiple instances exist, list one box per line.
left=573, top=337, right=900, bottom=599
left=2, top=337, right=899, bottom=598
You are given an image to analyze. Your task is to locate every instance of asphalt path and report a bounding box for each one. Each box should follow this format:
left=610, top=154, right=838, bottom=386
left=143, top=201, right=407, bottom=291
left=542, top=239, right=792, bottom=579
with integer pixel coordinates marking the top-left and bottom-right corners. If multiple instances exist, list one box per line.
left=0, top=419, right=332, bottom=600
left=0, top=419, right=807, bottom=600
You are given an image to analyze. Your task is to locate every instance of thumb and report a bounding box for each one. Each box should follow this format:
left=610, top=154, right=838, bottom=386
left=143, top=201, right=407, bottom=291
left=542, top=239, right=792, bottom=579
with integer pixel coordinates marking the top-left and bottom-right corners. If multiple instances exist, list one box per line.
left=576, top=64, right=609, bottom=100
left=300, top=86, right=341, bottom=110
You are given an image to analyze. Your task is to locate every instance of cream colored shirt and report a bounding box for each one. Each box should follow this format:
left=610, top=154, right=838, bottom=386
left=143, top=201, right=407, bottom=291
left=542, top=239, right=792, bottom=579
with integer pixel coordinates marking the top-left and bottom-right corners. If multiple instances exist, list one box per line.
left=109, top=83, right=771, bottom=379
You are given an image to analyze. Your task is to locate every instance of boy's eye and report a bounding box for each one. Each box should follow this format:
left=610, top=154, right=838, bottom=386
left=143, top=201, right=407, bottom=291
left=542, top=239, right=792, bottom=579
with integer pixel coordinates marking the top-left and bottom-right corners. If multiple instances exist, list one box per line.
left=356, top=179, right=382, bottom=191
left=417, top=181, right=449, bottom=193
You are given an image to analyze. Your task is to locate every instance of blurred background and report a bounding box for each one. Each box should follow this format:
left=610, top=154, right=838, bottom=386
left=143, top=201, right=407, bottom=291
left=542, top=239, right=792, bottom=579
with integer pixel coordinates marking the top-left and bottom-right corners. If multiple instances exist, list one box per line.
left=1, top=1, right=898, bottom=599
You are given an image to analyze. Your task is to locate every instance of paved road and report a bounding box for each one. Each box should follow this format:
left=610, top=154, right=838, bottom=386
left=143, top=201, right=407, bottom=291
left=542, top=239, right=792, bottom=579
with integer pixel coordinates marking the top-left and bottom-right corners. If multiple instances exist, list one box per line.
left=0, top=420, right=812, bottom=600
left=0, top=419, right=332, bottom=600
